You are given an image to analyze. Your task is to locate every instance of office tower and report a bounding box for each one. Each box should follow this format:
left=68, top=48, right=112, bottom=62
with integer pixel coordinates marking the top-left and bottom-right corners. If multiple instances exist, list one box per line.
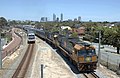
left=74, top=18, right=77, bottom=22
left=45, top=17, right=47, bottom=22
left=56, top=17, right=59, bottom=22
left=78, top=16, right=81, bottom=22
left=53, top=13, right=56, bottom=21
left=40, top=17, right=47, bottom=22
left=89, top=20, right=92, bottom=22
left=60, top=13, right=63, bottom=21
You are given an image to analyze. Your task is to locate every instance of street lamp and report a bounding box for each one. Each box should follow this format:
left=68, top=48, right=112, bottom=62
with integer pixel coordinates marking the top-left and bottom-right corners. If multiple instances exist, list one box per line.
left=98, top=31, right=101, bottom=67
left=0, top=29, right=2, bottom=69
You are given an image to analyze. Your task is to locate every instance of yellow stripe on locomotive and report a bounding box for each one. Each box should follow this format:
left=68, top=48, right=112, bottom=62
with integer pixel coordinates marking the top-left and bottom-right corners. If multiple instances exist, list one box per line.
left=79, top=56, right=97, bottom=63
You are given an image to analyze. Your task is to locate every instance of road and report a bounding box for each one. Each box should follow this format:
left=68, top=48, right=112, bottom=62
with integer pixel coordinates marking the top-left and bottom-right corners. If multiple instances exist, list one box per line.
left=92, top=43, right=120, bottom=66
left=1, top=28, right=22, bottom=60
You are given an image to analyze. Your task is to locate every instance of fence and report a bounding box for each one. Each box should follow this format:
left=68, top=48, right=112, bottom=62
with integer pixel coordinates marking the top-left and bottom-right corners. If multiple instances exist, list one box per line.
left=100, top=52, right=120, bottom=74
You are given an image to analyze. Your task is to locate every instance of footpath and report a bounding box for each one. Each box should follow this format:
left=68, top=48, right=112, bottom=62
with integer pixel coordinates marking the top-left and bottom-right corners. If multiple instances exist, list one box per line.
left=2, top=28, right=22, bottom=60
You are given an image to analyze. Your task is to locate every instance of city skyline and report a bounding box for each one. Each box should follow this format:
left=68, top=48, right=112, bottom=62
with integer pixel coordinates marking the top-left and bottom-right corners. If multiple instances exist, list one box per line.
left=52, top=13, right=63, bottom=22
left=0, top=0, right=120, bottom=22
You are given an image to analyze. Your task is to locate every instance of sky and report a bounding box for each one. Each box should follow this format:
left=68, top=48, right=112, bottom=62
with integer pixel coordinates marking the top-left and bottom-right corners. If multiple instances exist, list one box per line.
left=0, top=0, right=120, bottom=22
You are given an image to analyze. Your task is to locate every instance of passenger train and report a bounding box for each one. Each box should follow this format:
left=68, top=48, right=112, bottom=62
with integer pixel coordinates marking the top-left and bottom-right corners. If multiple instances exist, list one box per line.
left=27, top=32, right=35, bottom=44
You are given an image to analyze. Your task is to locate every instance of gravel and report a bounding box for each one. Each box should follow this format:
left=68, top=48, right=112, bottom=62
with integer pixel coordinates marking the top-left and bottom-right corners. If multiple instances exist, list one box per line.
left=28, top=37, right=76, bottom=78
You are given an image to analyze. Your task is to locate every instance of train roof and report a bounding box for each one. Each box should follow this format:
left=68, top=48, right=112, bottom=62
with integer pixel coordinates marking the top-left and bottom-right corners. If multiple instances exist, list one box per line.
left=58, top=35, right=92, bottom=47
left=68, top=37, right=93, bottom=47
left=73, top=40, right=95, bottom=50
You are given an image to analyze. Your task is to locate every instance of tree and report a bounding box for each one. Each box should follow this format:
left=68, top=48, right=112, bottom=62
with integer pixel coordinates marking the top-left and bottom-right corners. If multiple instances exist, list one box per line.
left=86, top=25, right=120, bottom=54
left=0, top=17, right=8, bottom=28
left=9, top=20, right=17, bottom=26
left=71, top=32, right=78, bottom=38
left=112, top=26, right=120, bottom=54
left=102, top=26, right=120, bottom=54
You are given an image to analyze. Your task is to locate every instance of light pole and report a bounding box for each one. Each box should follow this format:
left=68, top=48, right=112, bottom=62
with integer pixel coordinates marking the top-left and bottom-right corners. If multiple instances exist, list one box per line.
left=41, top=64, right=43, bottom=78
left=0, top=29, right=2, bottom=69
left=98, top=31, right=101, bottom=67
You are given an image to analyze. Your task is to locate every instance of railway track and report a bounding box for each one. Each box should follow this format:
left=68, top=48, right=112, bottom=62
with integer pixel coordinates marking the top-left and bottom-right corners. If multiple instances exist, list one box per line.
left=12, top=44, right=34, bottom=78
left=83, top=72, right=100, bottom=78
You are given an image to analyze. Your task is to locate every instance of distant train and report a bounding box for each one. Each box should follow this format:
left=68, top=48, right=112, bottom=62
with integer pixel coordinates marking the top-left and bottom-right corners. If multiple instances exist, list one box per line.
left=35, top=29, right=98, bottom=72
left=27, top=32, right=35, bottom=44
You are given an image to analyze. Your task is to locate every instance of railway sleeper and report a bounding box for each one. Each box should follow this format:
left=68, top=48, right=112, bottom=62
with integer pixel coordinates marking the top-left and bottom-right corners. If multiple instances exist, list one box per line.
left=77, top=63, right=96, bottom=72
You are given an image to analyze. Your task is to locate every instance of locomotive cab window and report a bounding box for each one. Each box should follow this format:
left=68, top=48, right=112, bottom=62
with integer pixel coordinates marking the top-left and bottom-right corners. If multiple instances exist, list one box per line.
left=29, top=35, right=35, bottom=39
left=78, top=49, right=96, bottom=56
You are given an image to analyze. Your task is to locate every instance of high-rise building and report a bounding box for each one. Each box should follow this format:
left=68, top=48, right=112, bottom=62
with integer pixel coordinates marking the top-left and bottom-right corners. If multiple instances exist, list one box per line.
left=40, top=17, right=47, bottom=22
left=45, top=17, right=47, bottom=22
left=60, top=13, right=63, bottom=22
left=68, top=19, right=72, bottom=22
left=74, top=18, right=77, bottom=22
left=53, top=13, right=56, bottom=21
left=78, top=16, right=81, bottom=22
left=89, top=20, right=92, bottom=22
left=56, top=17, right=59, bottom=22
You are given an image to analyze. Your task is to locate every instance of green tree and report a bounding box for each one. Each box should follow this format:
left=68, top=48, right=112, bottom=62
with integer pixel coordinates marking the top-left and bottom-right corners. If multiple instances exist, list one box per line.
left=0, top=17, right=8, bottom=27
left=9, top=20, right=17, bottom=26
left=85, top=25, right=120, bottom=54
left=71, top=32, right=78, bottom=38
left=101, top=26, right=120, bottom=54
left=112, top=26, right=120, bottom=54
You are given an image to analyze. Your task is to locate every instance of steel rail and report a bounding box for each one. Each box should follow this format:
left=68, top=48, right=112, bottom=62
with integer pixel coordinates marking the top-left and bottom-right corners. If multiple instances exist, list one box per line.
left=90, top=72, right=100, bottom=78
left=12, top=44, right=34, bottom=78
left=83, top=72, right=100, bottom=78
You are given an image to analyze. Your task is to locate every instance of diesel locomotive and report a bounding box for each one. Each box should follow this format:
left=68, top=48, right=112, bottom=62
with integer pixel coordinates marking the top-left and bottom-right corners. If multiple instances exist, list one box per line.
left=35, top=29, right=98, bottom=72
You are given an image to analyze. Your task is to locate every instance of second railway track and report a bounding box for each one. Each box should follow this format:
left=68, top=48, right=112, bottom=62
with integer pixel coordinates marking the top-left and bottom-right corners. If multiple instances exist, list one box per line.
left=12, top=44, right=34, bottom=78
left=83, top=72, right=100, bottom=78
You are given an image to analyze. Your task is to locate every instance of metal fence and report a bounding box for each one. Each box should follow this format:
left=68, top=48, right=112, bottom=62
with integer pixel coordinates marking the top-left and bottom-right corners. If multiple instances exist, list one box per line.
left=100, top=52, right=120, bottom=73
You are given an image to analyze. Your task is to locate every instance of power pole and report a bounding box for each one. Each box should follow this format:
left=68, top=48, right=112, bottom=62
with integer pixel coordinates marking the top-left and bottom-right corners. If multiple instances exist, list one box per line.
left=0, top=30, right=2, bottom=69
left=41, top=64, right=43, bottom=78
left=98, top=31, right=101, bottom=67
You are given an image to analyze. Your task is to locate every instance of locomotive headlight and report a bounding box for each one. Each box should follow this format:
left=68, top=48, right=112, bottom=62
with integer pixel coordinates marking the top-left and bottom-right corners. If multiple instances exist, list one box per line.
left=54, top=35, right=58, bottom=38
left=72, top=50, right=75, bottom=53
left=85, top=57, right=91, bottom=62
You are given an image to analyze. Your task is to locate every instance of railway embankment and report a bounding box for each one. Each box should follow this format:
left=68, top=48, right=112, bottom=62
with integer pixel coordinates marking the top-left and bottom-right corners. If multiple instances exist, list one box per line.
left=28, top=37, right=76, bottom=78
